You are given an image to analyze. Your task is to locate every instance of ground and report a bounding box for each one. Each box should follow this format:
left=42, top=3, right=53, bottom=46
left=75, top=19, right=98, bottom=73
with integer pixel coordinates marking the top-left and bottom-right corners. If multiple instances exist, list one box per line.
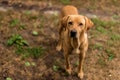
left=0, top=0, right=120, bottom=80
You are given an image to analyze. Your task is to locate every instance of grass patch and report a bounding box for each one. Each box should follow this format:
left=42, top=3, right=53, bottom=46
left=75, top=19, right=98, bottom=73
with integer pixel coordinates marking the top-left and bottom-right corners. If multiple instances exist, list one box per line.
left=16, top=46, right=44, bottom=59
left=19, top=24, right=26, bottom=30
left=24, top=10, right=31, bottom=15
left=60, top=0, right=70, bottom=4
left=10, top=19, right=19, bottom=27
left=92, top=18, right=116, bottom=27
left=110, top=33, right=120, bottom=41
left=92, top=43, right=103, bottom=50
left=91, top=18, right=118, bottom=35
left=105, top=49, right=115, bottom=61
left=112, top=14, right=120, bottom=19
left=92, top=18, right=108, bottom=27
left=7, top=34, right=28, bottom=46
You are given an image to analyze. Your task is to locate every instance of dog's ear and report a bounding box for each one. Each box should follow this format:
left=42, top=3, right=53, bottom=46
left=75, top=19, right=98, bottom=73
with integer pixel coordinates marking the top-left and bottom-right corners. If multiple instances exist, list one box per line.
left=61, top=16, right=70, bottom=30
left=84, top=16, right=94, bottom=31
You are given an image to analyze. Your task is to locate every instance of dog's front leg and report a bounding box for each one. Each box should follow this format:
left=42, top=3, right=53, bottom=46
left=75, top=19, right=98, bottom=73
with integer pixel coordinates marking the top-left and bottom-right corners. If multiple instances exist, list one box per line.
left=78, top=51, right=85, bottom=79
left=64, top=53, right=72, bottom=74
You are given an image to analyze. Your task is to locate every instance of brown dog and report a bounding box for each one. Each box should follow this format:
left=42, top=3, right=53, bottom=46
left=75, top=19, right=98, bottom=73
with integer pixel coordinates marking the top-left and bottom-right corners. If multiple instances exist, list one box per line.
left=56, top=5, right=94, bottom=79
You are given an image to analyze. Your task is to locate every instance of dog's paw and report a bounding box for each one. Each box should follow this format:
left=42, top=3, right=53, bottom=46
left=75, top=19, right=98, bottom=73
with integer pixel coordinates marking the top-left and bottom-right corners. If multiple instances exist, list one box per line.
left=56, top=44, right=62, bottom=51
left=78, top=72, right=84, bottom=79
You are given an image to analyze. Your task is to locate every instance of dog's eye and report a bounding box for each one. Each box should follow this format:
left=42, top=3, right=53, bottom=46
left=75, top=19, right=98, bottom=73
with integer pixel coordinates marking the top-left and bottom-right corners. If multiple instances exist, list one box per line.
left=68, top=22, right=73, bottom=25
left=79, top=23, right=83, bottom=26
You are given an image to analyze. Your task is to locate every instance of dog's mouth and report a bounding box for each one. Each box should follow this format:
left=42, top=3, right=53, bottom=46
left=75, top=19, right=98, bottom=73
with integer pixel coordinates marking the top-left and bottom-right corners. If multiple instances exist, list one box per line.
left=70, top=30, right=77, bottom=38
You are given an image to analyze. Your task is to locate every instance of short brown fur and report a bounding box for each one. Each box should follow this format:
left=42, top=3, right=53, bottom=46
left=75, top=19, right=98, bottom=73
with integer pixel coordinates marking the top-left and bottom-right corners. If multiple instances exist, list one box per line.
left=56, top=5, right=94, bottom=79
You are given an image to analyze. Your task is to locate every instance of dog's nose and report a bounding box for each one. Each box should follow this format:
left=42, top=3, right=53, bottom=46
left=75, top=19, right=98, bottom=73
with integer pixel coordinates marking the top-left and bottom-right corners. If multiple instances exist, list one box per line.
left=70, top=30, right=77, bottom=37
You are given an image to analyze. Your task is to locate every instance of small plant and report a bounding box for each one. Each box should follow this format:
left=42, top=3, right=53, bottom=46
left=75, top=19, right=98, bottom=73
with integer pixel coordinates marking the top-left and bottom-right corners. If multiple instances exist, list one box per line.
left=25, top=61, right=31, bottom=66
left=24, top=10, right=31, bottom=15
left=110, top=33, right=120, bottom=41
left=92, top=43, right=103, bottom=50
left=10, top=19, right=19, bottom=27
left=92, top=18, right=116, bottom=28
left=7, top=34, right=28, bottom=46
left=92, top=18, right=107, bottom=27
left=24, top=61, right=36, bottom=67
left=16, top=46, right=44, bottom=58
left=105, top=49, right=115, bottom=61
left=60, top=0, right=70, bottom=4
left=19, top=24, right=26, bottom=30
left=32, top=31, right=38, bottom=36
left=6, top=77, right=12, bottom=80
left=53, top=65, right=60, bottom=71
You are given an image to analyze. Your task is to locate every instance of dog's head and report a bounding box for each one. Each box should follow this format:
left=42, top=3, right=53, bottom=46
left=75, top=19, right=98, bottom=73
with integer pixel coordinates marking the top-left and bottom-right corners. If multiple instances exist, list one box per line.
left=61, top=15, right=94, bottom=38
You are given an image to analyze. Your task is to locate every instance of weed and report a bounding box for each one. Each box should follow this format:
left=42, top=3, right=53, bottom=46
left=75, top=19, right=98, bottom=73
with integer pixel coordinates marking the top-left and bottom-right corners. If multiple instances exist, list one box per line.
left=53, top=65, right=60, bottom=71
left=10, top=19, right=19, bottom=27
left=92, top=18, right=107, bottom=27
left=16, top=46, right=44, bottom=58
left=24, top=10, right=31, bottom=15
left=25, top=61, right=31, bottom=66
left=92, top=18, right=116, bottom=28
left=106, top=40, right=114, bottom=46
left=110, top=33, right=120, bottom=41
left=73, top=61, right=79, bottom=67
left=24, top=61, right=36, bottom=67
left=91, top=18, right=117, bottom=35
left=32, top=31, right=38, bottom=36
left=93, top=43, right=103, bottom=50
left=105, top=49, right=115, bottom=61
left=60, top=0, right=70, bottom=4
left=6, top=77, right=12, bottom=80
left=96, top=26, right=107, bottom=34
left=19, top=24, right=26, bottom=30
left=7, top=34, right=28, bottom=46
left=112, top=14, right=120, bottom=19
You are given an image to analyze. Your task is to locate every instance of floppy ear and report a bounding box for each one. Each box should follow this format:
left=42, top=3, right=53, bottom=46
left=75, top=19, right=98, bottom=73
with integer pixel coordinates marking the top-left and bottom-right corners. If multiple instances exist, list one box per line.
left=61, top=16, right=70, bottom=30
left=84, top=16, right=94, bottom=31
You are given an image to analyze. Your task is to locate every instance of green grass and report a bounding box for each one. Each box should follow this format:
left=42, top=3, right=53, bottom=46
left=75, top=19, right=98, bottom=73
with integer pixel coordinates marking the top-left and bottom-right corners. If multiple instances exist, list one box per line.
left=53, top=65, right=60, bottom=71
left=91, top=18, right=117, bottom=28
left=16, top=46, right=44, bottom=59
left=105, top=49, right=115, bottom=61
left=19, top=24, right=26, bottom=30
left=92, top=43, right=103, bottom=50
left=110, top=33, right=120, bottom=41
left=10, top=19, right=19, bottom=27
left=60, top=0, right=70, bottom=4
left=91, top=18, right=119, bottom=38
left=7, top=34, right=28, bottom=46
left=112, top=14, right=120, bottom=19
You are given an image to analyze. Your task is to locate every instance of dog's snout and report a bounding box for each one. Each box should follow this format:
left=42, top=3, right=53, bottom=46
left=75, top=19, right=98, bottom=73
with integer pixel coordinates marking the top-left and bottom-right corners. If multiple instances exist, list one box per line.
left=70, top=30, right=77, bottom=37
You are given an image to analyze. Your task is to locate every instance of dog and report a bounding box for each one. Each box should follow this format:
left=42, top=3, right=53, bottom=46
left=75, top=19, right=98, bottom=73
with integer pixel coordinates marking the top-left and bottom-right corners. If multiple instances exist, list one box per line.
left=56, top=5, right=94, bottom=79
